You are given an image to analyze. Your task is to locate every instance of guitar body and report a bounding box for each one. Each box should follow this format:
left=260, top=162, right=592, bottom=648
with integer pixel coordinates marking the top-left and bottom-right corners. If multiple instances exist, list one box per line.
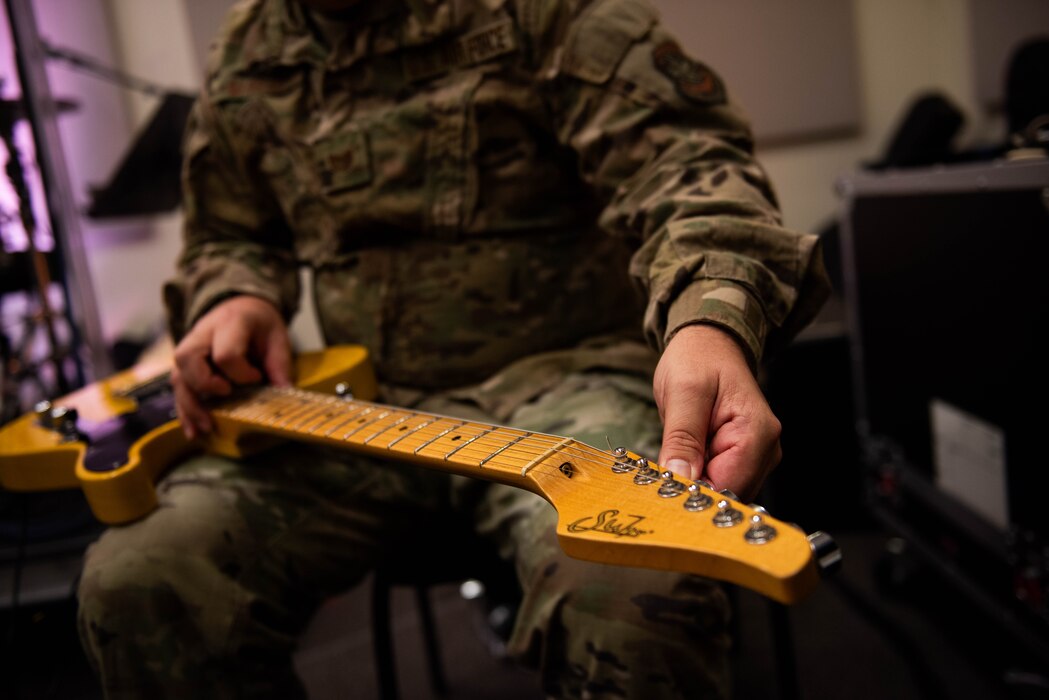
left=0, top=345, right=377, bottom=525
left=0, top=344, right=838, bottom=603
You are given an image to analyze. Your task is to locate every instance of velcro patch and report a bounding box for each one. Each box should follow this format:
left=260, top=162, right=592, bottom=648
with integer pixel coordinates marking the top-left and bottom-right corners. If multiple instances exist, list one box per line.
left=402, top=18, right=518, bottom=82
left=652, top=41, right=725, bottom=104
left=315, top=129, right=372, bottom=193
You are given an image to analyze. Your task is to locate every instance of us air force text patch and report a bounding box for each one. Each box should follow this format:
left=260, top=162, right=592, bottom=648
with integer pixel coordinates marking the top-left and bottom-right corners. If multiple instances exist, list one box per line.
left=652, top=41, right=725, bottom=104
left=402, top=18, right=518, bottom=82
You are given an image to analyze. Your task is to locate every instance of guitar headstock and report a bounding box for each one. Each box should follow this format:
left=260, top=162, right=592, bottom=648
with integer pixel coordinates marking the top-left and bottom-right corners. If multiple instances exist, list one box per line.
left=531, top=449, right=840, bottom=604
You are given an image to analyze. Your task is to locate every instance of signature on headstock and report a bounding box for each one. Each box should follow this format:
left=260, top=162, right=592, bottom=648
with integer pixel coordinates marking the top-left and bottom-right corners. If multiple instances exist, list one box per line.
left=567, top=509, right=652, bottom=538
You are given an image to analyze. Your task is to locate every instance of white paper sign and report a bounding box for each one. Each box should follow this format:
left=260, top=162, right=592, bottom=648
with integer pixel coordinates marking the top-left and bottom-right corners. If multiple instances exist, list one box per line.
left=931, top=399, right=1009, bottom=531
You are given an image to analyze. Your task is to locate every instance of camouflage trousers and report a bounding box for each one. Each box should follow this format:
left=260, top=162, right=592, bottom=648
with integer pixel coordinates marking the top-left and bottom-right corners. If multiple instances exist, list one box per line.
left=76, top=359, right=731, bottom=699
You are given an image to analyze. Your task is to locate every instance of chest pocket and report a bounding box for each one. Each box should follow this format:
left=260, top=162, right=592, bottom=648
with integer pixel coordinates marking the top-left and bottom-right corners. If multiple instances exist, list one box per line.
left=421, top=70, right=484, bottom=238
left=314, top=128, right=372, bottom=194
left=315, top=68, right=484, bottom=243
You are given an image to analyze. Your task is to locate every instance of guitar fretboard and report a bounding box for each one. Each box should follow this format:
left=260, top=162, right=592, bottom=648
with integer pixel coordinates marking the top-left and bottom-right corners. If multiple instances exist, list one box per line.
left=214, top=387, right=616, bottom=485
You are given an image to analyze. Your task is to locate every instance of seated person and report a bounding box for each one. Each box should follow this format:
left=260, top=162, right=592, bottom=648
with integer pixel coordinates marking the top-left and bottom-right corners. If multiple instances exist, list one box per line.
left=77, top=0, right=830, bottom=697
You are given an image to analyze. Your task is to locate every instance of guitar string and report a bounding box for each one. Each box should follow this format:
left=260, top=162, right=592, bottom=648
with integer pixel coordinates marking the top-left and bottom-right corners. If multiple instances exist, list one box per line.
left=226, top=387, right=632, bottom=471
left=211, top=393, right=758, bottom=532
left=199, top=385, right=802, bottom=601
left=131, top=376, right=718, bottom=506
left=229, top=387, right=644, bottom=472
left=217, top=388, right=701, bottom=498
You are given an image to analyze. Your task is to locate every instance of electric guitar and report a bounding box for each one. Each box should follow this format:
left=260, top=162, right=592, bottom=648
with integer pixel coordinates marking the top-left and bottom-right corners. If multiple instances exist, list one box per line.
left=0, top=345, right=840, bottom=604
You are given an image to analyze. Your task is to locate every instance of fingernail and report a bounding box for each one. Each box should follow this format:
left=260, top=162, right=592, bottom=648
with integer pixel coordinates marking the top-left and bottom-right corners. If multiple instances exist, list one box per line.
left=665, top=458, right=691, bottom=479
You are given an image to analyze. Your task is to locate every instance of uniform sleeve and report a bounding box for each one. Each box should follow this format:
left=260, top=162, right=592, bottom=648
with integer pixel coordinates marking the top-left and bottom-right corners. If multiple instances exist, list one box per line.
left=162, top=92, right=300, bottom=341
left=525, top=0, right=830, bottom=367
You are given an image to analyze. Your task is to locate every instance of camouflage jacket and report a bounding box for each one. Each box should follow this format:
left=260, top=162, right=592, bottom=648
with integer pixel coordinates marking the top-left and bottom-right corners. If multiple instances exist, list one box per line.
left=165, top=0, right=829, bottom=391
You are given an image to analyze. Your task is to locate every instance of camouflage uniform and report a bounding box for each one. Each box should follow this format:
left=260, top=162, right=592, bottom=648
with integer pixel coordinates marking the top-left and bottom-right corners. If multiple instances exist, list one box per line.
left=78, top=0, right=829, bottom=697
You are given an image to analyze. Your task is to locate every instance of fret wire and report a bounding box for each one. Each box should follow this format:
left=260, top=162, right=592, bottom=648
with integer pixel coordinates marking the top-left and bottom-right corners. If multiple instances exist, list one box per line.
left=232, top=389, right=629, bottom=472
left=413, top=421, right=466, bottom=454
left=387, top=418, right=437, bottom=449
left=273, top=401, right=327, bottom=428
left=444, top=427, right=496, bottom=461
left=322, top=405, right=374, bottom=436
left=241, top=401, right=294, bottom=423
left=271, top=395, right=313, bottom=420
left=342, top=410, right=392, bottom=440
left=475, top=442, right=633, bottom=480
left=254, top=394, right=312, bottom=422
left=478, top=432, right=533, bottom=467
left=293, top=404, right=346, bottom=432
left=228, top=393, right=288, bottom=421
left=432, top=438, right=604, bottom=467
left=520, top=437, right=574, bottom=475
left=363, top=412, right=414, bottom=444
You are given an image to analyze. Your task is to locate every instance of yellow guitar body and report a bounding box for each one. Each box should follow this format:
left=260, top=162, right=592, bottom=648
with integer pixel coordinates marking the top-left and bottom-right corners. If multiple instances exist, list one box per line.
left=0, top=345, right=377, bottom=525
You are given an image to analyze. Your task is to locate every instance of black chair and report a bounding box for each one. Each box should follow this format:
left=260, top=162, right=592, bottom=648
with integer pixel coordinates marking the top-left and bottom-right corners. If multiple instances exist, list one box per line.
left=370, top=520, right=520, bottom=700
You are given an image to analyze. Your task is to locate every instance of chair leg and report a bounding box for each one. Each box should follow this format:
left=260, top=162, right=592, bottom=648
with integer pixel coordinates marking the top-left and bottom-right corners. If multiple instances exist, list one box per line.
left=768, top=600, right=800, bottom=700
left=414, top=584, right=449, bottom=697
left=372, top=573, right=399, bottom=700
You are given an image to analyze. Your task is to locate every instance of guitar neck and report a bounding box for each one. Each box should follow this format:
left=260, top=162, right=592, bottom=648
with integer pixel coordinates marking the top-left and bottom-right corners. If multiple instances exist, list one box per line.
left=212, top=386, right=587, bottom=493
left=0, top=344, right=838, bottom=604
left=210, top=385, right=837, bottom=605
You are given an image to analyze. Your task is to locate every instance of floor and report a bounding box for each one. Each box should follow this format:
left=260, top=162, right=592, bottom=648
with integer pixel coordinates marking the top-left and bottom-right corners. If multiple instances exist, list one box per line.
left=3, top=522, right=1049, bottom=700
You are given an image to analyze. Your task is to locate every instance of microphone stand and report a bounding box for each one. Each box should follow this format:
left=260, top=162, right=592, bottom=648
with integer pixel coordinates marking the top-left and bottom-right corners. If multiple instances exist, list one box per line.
left=0, top=94, right=71, bottom=396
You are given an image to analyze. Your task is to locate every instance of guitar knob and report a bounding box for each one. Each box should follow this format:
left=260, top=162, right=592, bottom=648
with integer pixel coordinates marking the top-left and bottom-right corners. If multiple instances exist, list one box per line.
left=34, top=400, right=53, bottom=425
left=50, top=406, right=80, bottom=441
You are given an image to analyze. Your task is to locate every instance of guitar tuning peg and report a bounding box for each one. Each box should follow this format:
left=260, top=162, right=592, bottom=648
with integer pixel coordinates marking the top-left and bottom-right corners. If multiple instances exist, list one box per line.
left=712, top=499, right=743, bottom=528
left=807, top=531, right=842, bottom=574
left=744, top=513, right=777, bottom=544
left=683, top=483, right=713, bottom=512
left=49, top=406, right=80, bottom=441
left=718, top=488, right=739, bottom=501
left=632, top=458, right=659, bottom=485
left=657, top=470, right=686, bottom=498
left=335, top=382, right=354, bottom=399
left=610, top=446, right=635, bottom=473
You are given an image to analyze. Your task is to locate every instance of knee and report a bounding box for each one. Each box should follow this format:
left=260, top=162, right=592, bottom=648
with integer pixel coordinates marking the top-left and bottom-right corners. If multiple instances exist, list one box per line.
left=510, top=528, right=731, bottom=699
left=76, top=502, right=250, bottom=660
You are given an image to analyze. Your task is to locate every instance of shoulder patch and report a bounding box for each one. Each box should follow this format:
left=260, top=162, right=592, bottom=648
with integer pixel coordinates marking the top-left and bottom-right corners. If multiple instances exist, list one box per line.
left=561, top=0, right=657, bottom=84
left=651, top=41, right=725, bottom=104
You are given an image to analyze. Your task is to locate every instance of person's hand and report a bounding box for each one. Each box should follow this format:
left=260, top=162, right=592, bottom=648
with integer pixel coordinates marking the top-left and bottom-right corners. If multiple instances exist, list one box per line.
left=653, top=324, right=782, bottom=502
left=170, top=295, right=293, bottom=439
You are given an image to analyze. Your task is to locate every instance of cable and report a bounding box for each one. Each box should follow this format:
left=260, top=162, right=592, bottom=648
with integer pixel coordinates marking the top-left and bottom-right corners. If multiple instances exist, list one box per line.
left=40, top=40, right=167, bottom=98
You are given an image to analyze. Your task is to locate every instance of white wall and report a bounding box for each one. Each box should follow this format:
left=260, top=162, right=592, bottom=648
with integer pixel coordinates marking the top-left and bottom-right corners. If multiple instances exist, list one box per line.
left=758, top=0, right=991, bottom=236
left=67, top=0, right=1033, bottom=354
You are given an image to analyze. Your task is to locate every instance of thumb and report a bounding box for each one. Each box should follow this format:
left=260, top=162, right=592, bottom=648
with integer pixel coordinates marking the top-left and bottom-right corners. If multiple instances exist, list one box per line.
left=657, top=389, right=714, bottom=483
left=261, top=326, right=294, bottom=387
